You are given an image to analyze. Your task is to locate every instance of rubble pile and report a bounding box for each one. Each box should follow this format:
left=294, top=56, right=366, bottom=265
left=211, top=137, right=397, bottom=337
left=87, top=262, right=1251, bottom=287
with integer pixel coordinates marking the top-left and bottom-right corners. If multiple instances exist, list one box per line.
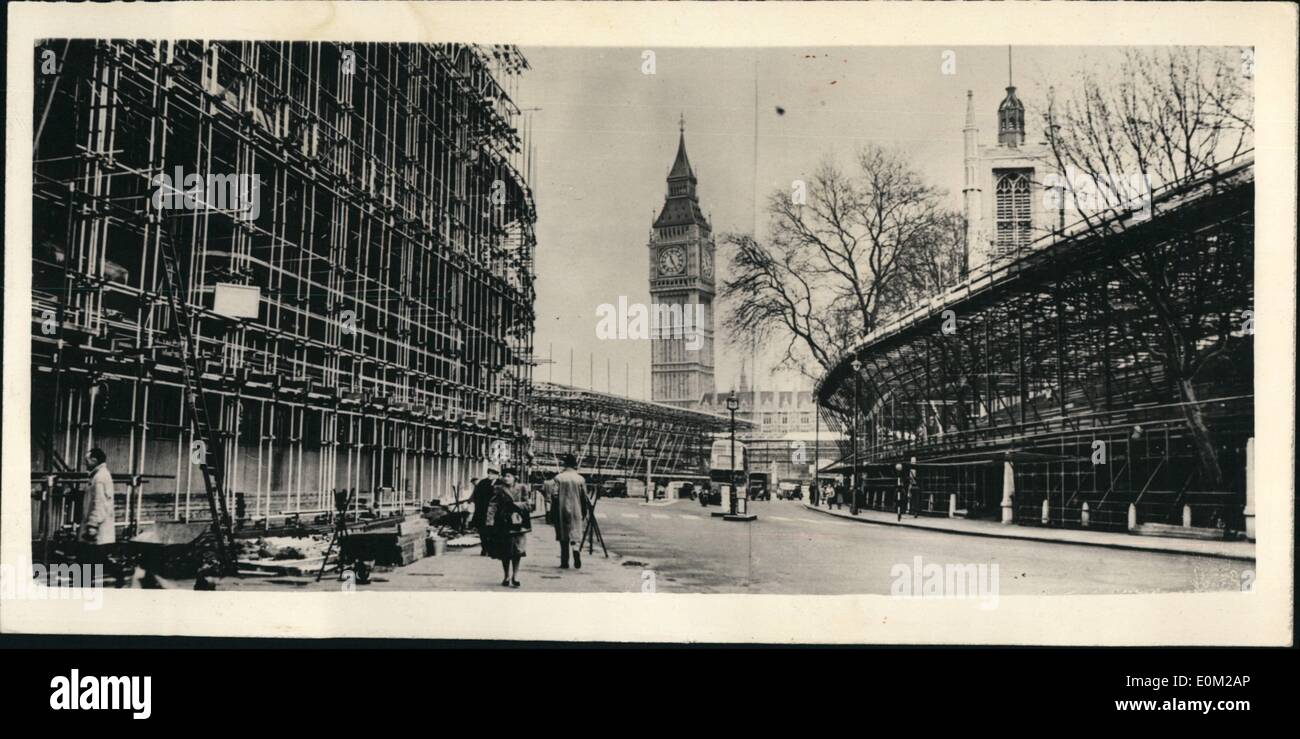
left=237, top=535, right=330, bottom=562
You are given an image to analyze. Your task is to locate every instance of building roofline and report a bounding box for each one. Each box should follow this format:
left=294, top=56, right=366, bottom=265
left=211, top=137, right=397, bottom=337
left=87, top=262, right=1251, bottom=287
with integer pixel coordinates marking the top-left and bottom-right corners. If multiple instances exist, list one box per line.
left=534, top=381, right=755, bottom=429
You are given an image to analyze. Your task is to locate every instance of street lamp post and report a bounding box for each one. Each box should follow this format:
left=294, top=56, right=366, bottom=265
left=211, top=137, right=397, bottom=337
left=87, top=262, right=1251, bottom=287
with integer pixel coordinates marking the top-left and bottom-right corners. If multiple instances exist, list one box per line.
left=727, top=390, right=739, bottom=515
left=850, top=358, right=862, bottom=515
left=644, top=448, right=653, bottom=503
left=814, top=394, right=820, bottom=505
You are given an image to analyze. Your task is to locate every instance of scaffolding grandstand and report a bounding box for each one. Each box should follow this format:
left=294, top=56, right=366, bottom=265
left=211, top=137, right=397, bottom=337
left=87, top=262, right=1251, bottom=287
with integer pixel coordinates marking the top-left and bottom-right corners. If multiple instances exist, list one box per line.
left=816, top=157, right=1254, bottom=535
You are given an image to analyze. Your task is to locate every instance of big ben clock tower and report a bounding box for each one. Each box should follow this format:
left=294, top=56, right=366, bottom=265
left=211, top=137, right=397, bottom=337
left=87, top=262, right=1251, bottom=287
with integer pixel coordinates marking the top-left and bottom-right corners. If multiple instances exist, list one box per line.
left=649, top=118, right=716, bottom=408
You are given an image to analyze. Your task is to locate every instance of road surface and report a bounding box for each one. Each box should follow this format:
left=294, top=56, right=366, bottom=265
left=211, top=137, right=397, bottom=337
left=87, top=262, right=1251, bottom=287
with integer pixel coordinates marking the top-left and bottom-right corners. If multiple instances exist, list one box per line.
left=592, top=497, right=1249, bottom=595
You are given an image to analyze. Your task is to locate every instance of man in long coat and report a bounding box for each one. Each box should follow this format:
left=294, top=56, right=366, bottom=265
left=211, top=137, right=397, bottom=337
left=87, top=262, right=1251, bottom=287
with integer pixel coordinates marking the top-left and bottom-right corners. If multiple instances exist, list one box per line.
left=80, top=447, right=117, bottom=545
left=469, top=468, right=499, bottom=555
left=549, top=453, right=588, bottom=569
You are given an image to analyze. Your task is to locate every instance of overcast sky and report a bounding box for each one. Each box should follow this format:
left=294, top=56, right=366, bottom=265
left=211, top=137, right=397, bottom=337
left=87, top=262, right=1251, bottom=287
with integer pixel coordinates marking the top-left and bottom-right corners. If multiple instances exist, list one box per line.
left=514, top=46, right=1185, bottom=398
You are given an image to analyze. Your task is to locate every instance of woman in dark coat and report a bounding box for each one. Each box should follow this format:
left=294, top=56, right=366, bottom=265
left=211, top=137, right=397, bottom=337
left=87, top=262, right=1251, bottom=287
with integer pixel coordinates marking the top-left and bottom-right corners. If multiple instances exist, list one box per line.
left=485, top=477, right=530, bottom=587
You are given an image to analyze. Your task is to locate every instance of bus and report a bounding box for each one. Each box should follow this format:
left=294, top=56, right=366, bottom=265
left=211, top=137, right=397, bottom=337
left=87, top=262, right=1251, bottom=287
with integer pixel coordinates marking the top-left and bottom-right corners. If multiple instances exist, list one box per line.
left=705, top=439, right=747, bottom=506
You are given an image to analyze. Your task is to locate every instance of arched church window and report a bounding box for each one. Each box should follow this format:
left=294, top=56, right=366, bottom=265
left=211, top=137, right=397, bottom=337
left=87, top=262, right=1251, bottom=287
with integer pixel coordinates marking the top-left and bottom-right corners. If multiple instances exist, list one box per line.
left=994, top=170, right=1033, bottom=258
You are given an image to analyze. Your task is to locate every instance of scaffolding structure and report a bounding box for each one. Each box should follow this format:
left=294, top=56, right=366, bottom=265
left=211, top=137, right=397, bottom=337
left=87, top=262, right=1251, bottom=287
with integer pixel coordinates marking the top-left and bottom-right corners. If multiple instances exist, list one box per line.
left=530, top=382, right=751, bottom=485
left=817, top=159, right=1254, bottom=532
left=31, top=40, right=538, bottom=537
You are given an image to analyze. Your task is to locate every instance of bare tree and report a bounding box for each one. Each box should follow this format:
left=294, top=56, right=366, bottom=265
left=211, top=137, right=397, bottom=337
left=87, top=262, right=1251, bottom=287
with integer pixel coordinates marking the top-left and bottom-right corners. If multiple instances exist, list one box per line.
left=897, top=210, right=968, bottom=302
left=721, top=144, right=962, bottom=385
left=1042, top=47, right=1254, bottom=488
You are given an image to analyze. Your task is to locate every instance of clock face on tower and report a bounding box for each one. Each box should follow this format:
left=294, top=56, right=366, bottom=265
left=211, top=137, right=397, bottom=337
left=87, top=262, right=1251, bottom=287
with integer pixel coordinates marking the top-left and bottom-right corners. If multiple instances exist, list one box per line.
left=701, top=250, right=713, bottom=278
left=659, top=246, right=686, bottom=276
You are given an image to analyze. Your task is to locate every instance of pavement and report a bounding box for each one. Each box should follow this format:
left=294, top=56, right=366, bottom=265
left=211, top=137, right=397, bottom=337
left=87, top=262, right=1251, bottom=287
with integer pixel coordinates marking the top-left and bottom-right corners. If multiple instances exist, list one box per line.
left=209, top=524, right=654, bottom=594
left=800, top=500, right=1256, bottom=561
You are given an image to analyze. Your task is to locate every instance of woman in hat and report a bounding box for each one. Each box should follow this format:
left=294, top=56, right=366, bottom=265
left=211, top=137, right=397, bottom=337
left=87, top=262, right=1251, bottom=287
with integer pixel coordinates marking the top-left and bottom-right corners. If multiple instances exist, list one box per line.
left=485, top=476, right=529, bottom=587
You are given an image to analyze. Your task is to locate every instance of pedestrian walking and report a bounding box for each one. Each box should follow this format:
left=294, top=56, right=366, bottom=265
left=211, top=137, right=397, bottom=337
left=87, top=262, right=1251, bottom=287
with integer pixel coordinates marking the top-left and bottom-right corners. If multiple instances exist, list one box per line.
left=550, top=453, right=588, bottom=569
left=80, top=447, right=117, bottom=546
left=485, top=475, right=530, bottom=587
left=909, top=467, right=922, bottom=518
left=470, top=468, right=499, bottom=555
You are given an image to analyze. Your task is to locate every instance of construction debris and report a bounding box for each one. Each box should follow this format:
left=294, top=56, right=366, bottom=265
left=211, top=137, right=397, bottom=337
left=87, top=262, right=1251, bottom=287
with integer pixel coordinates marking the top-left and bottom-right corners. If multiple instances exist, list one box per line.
left=237, top=535, right=331, bottom=562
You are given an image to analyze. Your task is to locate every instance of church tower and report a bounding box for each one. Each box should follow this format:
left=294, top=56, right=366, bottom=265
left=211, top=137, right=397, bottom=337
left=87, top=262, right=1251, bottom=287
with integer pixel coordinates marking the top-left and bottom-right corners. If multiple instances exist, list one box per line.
left=649, top=118, right=716, bottom=407
left=962, top=47, right=1055, bottom=270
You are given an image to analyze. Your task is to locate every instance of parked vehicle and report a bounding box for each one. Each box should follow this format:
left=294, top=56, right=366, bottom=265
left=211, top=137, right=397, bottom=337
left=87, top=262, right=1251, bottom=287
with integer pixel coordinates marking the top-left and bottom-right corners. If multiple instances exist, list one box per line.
left=776, top=481, right=801, bottom=500
left=666, top=481, right=697, bottom=500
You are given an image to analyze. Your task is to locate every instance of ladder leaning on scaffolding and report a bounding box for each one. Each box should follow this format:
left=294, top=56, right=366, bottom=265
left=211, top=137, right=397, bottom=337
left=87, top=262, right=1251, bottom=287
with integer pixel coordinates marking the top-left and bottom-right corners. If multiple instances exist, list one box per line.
left=153, top=212, right=238, bottom=575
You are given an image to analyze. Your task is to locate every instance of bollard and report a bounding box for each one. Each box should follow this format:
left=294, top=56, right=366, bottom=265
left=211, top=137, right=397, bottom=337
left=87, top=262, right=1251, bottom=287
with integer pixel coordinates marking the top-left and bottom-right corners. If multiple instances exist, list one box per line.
left=1001, top=460, right=1016, bottom=524
left=1127, top=503, right=1137, bottom=531
left=1081, top=501, right=1090, bottom=528
left=1041, top=499, right=1049, bottom=525
left=1182, top=504, right=1192, bottom=528
left=949, top=493, right=957, bottom=518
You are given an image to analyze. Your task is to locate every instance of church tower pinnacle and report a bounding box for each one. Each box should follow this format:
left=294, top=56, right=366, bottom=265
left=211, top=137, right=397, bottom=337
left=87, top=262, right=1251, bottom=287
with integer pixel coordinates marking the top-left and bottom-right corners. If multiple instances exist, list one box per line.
left=962, top=90, right=981, bottom=273
left=997, top=46, right=1026, bottom=147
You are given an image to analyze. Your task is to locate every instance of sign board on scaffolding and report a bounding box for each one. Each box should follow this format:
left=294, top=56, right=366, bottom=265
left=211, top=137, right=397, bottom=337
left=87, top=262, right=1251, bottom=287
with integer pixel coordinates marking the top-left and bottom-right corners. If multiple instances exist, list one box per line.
left=213, top=283, right=261, bottom=318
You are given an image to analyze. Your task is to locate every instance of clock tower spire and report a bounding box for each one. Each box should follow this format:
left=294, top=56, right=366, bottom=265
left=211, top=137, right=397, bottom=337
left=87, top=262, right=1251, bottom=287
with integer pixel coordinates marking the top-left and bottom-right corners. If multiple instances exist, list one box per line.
left=649, top=122, right=716, bottom=408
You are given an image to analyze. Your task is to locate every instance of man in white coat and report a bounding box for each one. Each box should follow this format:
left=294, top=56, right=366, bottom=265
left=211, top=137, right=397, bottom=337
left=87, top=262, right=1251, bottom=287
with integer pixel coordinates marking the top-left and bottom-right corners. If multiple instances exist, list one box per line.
left=549, top=453, right=588, bottom=569
left=80, top=447, right=117, bottom=546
